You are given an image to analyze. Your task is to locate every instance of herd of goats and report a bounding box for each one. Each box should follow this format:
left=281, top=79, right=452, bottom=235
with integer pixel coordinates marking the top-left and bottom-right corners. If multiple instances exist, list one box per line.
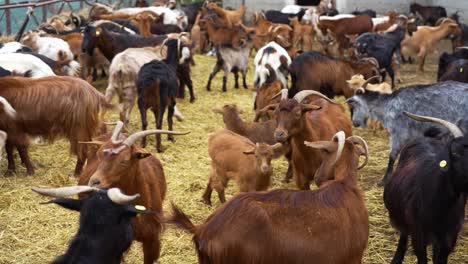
left=0, top=0, right=467, bottom=263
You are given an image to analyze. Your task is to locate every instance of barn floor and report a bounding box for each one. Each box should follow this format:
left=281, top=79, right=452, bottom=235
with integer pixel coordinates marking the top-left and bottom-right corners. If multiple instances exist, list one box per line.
left=0, top=40, right=466, bottom=264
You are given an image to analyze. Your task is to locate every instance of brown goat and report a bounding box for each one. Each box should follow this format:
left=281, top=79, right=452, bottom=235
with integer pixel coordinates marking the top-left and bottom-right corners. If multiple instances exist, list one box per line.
left=49, top=32, right=83, bottom=60
left=271, top=89, right=352, bottom=189
left=131, top=11, right=160, bottom=37
left=374, top=11, right=398, bottom=32
left=202, top=129, right=282, bottom=205
left=205, top=2, right=246, bottom=27
left=0, top=76, right=116, bottom=176
left=168, top=130, right=369, bottom=264
left=254, top=65, right=283, bottom=119
left=319, top=15, right=373, bottom=56
left=199, top=17, right=250, bottom=49
left=289, top=17, right=314, bottom=51
left=289, top=51, right=380, bottom=99
left=78, top=122, right=188, bottom=264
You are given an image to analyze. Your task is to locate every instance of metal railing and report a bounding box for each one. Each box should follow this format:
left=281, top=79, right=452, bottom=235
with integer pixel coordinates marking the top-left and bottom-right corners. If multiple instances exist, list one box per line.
left=0, top=0, right=129, bottom=36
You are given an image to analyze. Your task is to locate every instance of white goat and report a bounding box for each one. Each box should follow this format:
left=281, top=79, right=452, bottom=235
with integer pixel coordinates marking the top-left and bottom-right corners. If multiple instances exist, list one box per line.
left=21, top=31, right=74, bottom=61
left=0, top=42, right=31, bottom=54
left=253, top=41, right=291, bottom=89
left=0, top=53, right=56, bottom=78
left=106, top=43, right=190, bottom=124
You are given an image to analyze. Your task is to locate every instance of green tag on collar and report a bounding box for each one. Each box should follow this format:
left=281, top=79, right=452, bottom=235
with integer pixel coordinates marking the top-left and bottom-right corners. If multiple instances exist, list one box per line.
left=439, top=160, right=447, bottom=168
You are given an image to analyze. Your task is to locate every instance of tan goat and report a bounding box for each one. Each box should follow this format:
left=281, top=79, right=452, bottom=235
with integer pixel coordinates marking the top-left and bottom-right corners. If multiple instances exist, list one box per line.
left=401, top=18, right=459, bottom=72
left=202, top=129, right=282, bottom=206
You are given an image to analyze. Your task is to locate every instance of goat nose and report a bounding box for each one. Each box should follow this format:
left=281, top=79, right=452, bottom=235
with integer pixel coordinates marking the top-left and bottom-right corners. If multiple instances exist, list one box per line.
left=275, top=130, right=287, bottom=142
left=261, top=165, right=270, bottom=174
left=89, top=178, right=101, bottom=187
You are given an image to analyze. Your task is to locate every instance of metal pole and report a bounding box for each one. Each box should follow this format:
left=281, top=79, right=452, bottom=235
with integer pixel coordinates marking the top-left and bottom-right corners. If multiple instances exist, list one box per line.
left=5, top=0, right=11, bottom=35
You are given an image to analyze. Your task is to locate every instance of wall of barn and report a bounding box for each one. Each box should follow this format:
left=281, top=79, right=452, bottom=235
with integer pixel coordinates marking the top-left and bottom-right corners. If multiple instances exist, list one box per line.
left=223, top=0, right=468, bottom=23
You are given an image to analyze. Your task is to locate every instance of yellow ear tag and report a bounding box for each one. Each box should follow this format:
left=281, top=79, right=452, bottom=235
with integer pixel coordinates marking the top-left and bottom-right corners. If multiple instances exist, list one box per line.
left=95, top=30, right=101, bottom=36
left=460, top=68, right=464, bottom=73
left=135, top=205, right=146, bottom=211
left=439, top=160, right=447, bottom=168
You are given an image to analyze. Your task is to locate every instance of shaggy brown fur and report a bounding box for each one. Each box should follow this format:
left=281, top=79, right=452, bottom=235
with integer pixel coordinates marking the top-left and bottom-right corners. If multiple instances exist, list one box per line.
left=0, top=76, right=115, bottom=176
left=168, top=133, right=369, bottom=264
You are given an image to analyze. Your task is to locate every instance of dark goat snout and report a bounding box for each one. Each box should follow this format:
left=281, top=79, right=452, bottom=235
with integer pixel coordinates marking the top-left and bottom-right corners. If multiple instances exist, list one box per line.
left=274, top=130, right=288, bottom=142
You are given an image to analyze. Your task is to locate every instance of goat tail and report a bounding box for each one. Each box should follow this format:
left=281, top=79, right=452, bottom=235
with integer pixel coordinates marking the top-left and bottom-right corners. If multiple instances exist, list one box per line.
left=0, top=96, right=17, bottom=118
left=166, top=203, right=197, bottom=234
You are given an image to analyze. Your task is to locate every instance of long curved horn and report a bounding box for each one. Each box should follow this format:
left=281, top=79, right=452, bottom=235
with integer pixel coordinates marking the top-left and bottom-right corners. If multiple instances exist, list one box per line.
left=332, top=131, right=345, bottom=166
left=32, top=186, right=98, bottom=198
left=362, top=75, right=380, bottom=89
left=347, top=136, right=369, bottom=169
left=110, top=121, right=124, bottom=143
left=123, top=130, right=190, bottom=147
left=403, top=112, right=464, bottom=138
left=107, top=188, right=140, bottom=204
left=293, top=90, right=339, bottom=104
left=159, top=37, right=172, bottom=56
left=271, top=88, right=289, bottom=100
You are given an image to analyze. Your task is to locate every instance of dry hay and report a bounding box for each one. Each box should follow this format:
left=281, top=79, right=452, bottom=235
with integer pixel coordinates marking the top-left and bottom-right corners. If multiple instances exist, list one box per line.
left=0, top=40, right=467, bottom=264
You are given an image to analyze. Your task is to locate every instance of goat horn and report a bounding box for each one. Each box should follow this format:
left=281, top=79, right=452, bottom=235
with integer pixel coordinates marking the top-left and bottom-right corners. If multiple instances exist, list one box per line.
left=403, top=112, right=464, bottom=138
left=254, top=103, right=279, bottom=122
left=271, top=88, right=289, bottom=101
left=362, top=75, right=380, bottom=89
left=110, top=121, right=124, bottom=143
left=32, top=186, right=98, bottom=198
left=123, top=130, right=190, bottom=147
left=107, top=188, right=140, bottom=204
left=293, top=90, right=338, bottom=104
left=332, top=131, right=346, bottom=166
left=347, top=136, right=369, bottom=169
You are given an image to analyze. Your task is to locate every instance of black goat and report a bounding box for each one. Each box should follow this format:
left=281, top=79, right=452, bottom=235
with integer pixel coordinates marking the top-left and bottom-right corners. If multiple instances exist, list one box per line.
left=181, top=1, right=204, bottom=31
left=264, top=9, right=306, bottom=24
left=355, top=25, right=407, bottom=88
left=351, top=9, right=376, bottom=18
left=437, top=48, right=468, bottom=80
left=439, top=59, right=468, bottom=83
left=32, top=186, right=151, bottom=264
left=137, top=38, right=191, bottom=152
left=410, top=3, right=447, bottom=26
left=384, top=112, right=467, bottom=264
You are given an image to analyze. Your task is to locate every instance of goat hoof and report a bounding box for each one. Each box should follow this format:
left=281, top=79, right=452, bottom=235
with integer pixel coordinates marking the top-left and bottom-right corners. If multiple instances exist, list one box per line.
left=377, top=180, right=386, bottom=187
left=157, top=146, right=165, bottom=153
left=190, top=97, right=195, bottom=103
left=4, top=170, right=16, bottom=177
left=282, top=178, right=290, bottom=183
left=168, top=135, right=174, bottom=142
left=202, top=200, right=212, bottom=206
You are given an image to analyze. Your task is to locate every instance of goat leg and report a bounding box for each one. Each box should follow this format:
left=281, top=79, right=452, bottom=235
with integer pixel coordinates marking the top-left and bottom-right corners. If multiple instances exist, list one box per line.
left=139, top=101, right=148, bottom=148
left=391, top=233, right=408, bottom=264
left=17, top=145, right=35, bottom=176
left=242, top=69, right=247, bottom=89
left=222, top=76, right=227, bottom=92
left=412, top=234, right=428, bottom=264
left=202, top=181, right=213, bottom=206
left=233, top=70, right=239, bottom=89
left=386, top=65, right=395, bottom=89
left=167, top=100, right=175, bottom=142
left=5, top=141, right=16, bottom=176
left=379, top=154, right=397, bottom=186
left=156, top=103, right=165, bottom=153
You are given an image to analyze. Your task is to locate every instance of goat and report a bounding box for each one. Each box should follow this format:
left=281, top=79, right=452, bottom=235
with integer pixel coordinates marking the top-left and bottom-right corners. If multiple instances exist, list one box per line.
left=47, top=32, right=83, bottom=60
left=346, top=81, right=468, bottom=186
left=32, top=186, right=150, bottom=264
left=318, top=15, right=373, bottom=56
left=0, top=41, right=32, bottom=53
left=78, top=123, right=188, bottom=264
left=288, top=51, right=380, bottom=99
left=384, top=113, right=467, bottom=264
left=199, top=17, right=250, bottom=49
left=267, top=89, right=352, bottom=189
left=264, top=9, right=306, bottom=24
left=351, top=8, right=376, bottom=18
left=410, top=3, right=447, bottom=26
left=21, top=31, right=75, bottom=62
left=168, top=130, right=369, bottom=263
left=0, top=53, right=56, bottom=78
left=206, top=41, right=253, bottom=92
left=136, top=38, right=191, bottom=152
left=289, top=16, right=314, bottom=51
left=19, top=51, right=80, bottom=77
left=213, top=103, right=292, bottom=183
left=437, top=48, right=468, bottom=80
left=346, top=74, right=391, bottom=94
left=373, top=11, right=398, bottom=32
left=439, top=59, right=468, bottom=83
left=181, top=1, right=203, bottom=31
left=401, top=18, right=459, bottom=72
left=205, top=2, right=246, bottom=27
left=0, top=76, right=116, bottom=176
left=450, top=12, right=468, bottom=49
left=254, top=64, right=284, bottom=118
left=203, top=129, right=283, bottom=205
left=253, top=41, right=291, bottom=89
left=355, top=20, right=408, bottom=88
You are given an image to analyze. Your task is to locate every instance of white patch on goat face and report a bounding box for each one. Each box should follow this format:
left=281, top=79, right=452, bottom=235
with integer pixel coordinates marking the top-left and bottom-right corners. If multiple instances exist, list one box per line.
left=179, top=47, right=190, bottom=64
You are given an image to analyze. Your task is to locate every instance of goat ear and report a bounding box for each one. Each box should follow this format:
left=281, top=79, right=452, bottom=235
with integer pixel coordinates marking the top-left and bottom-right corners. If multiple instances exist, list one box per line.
left=304, top=141, right=336, bottom=152
left=212, top=107, right=223, bottom=114
left=243, top=148, right=256, bottom=155
left=46, top=198, right=83, bottom=212
left=132, top=149, right=152, bottom=160
left=302, top=104, right=321, bottom=113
